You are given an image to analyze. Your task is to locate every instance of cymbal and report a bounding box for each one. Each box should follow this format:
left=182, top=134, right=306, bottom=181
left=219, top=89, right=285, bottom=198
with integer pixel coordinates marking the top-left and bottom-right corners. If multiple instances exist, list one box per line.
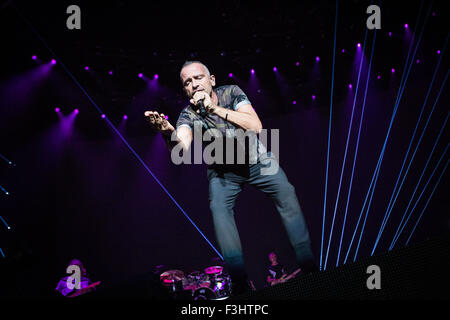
left=160, top=270, right=185, bottom=282
left=204, top=266, right=223, bottom=275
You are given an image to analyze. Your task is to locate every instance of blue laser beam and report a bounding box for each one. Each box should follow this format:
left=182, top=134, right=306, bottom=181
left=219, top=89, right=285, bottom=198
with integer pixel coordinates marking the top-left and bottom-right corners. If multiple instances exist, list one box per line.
left=389, top=116, right=449, bottom=249
left=343, top=2, right=431, bottom=263
left=11, top=2, right=224, bottom=260
left=0, top=216, right=11, bottom=230
left=0, top=248, right=5, bottom=258
left=405, top=160, right=449, bottom=246
left=0, top=185, right=10, bottom=195
left=392, top=0, right=424, bottom=110
left=392, top=145, right=449, bottom=248
left=351, top=2, right=432, bottom=261
left=372, top=64, right=449, bottom=255
left=0, top=153, right=14, bottom=166
left=336, top=28, right=377, bottom=267
left=323, top=27, right=368, bottom=270
left=320, top=0, right=339, bottom=271
left=102, top=117, right=224, bottom=259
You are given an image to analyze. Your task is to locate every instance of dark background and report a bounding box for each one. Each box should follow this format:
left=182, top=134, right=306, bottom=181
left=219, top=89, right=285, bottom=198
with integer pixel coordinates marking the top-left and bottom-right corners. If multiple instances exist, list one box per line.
left=0, top=0, right=448, bottom=296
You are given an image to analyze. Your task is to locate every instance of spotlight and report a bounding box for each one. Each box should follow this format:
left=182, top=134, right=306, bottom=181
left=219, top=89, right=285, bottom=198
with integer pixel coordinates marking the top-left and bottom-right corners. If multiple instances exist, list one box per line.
left=404, top=23, right=408, bottom=28
left=138, top=73, right=143, bottom=78
left=123, top=115, right=128, bottom=120
left=437, top=50, right=441, bottom=55
left=357, top=43, right=361, bottom=48
left=84, top=66, right=89, bottom=71
left=101, top=114, right=106, bottom=119
left=295, top=62, right=300, bottom=66
left=250, top=69, right=255, bottom=74
left=377, top=75, right=381, bottom=79
left=165, top=115, right=169, bottom=120
left=228, top=73, right=233, bottom=78
left=55, top=107, right=60, bottom=112
left=391, top=68, right=395, bottom=73
left=154, top=74, right=159, bottom=79
left=108, top=70, right=113, bottom=75
left=348, top=84, right=353, bottom=89
left=388, top=32, right=392, bottom=37
left=312, top=95, right=316, bottom=100
left=51, top=59, right=56, bottom=65
left=32, top=55, right=37, bottom=60
left=315, top=56, right=320, bottom=62
left=416, top=59, right=420, bottom=63
left=74, top=109, right=79, bottom=114
left=341, top=49, right=345, bottom=53
left=292, top=100, right=297, bottom=105
left=273, top=67, right=277, bottom=72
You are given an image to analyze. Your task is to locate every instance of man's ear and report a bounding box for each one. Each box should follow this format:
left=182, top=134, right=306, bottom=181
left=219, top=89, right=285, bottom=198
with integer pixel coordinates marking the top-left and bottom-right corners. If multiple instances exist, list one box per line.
left=210, top=75, right=216, bottom=87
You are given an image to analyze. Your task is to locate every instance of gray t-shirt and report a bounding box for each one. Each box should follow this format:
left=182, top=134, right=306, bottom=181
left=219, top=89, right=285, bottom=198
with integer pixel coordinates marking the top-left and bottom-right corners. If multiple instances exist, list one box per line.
left=176, top=85, right=266, bottom=167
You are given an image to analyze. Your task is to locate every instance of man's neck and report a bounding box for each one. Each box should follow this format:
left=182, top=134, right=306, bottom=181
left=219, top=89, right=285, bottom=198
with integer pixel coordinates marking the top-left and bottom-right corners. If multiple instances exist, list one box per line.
left=212, top=90, right=218, bottom=105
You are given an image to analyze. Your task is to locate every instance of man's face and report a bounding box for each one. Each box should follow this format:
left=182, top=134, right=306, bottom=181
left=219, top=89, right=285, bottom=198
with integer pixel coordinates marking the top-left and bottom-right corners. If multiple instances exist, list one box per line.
left=269, top=253, right=277, bottom=264
left=180, top=63, right=216, bottom=99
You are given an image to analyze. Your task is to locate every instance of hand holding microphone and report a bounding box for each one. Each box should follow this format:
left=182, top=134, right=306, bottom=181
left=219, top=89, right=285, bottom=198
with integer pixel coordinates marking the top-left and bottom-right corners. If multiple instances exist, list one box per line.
left=190, top=91, right=214, bottom=117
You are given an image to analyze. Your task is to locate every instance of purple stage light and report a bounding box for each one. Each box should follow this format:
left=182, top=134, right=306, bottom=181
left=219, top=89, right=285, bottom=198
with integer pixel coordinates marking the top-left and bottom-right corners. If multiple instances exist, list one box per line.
left=437, top=50, right=441, bottom=55
left=388, top=32, right=392, bottom=37
left=416, top=59, right=420, bottom=63
left=165, top=115, right=169, bottom=120
left=51, top=59, right=56, bottom=65
left=250, top=69, right=255, bottom=74
left=74, top=109, right=79, bottom=114
left=357, top=43, right=361, bottom=48
left=108, top=70, right=113, bottom=75
left=292, top=100, right=297, bottom=105
left=32, top=55, right=37, bottom=60
left=123, top=115, right=128, bottom=120
left=315, top=56, right=320, bottom=62
left=341, top=49, right=345, bottom=53
left=295, top=62, right=300, bottom=66
left=228, top=73, right=233, bottom=78
left=154, top=74, right=159, bottom=79
left=273, top=67, right=277, bottom=72
left=101, top=114, right=106, bottom=119
left=391, top=68, right=395, bottom=73
left=312, top=95, right=316, bottom=100
left=377, top=75, right=381, bottom=79
left=55, top=107, right=60, bottom=113
left=348, top=84, right=353, bottom=89
left=138, top=73, right=143, bottom=78
left=84, top=66, right=89, bottom=71
left=404, top=23, right=408, bottom=28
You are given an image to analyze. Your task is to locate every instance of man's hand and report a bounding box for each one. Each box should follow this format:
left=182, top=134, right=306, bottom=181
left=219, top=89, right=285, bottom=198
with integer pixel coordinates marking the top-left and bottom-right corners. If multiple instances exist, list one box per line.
left=144, top=111, right=175, bottom=135
left=190, top=91, right=216, bottom=114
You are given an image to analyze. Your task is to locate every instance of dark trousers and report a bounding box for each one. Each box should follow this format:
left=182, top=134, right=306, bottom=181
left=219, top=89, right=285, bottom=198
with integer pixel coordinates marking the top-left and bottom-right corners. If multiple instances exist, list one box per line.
left=207, top=155, right=316, bottom=285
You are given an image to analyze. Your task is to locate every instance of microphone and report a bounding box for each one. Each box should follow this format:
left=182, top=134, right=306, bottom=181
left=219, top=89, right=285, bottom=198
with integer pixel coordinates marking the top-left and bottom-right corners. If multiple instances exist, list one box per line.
left=197, top=99, right=207, bottom=117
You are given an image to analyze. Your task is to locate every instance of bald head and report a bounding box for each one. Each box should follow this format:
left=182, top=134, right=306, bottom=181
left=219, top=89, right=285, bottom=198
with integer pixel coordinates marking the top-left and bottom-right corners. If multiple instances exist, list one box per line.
left=179, top=61, right=211, bottom=83
left=179, top=61, right=216, bottom=99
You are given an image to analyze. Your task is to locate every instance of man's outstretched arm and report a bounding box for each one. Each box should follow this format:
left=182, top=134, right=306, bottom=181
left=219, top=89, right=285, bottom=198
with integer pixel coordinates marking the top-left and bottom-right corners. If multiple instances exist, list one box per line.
left=144, top=110, right=193, bottom=152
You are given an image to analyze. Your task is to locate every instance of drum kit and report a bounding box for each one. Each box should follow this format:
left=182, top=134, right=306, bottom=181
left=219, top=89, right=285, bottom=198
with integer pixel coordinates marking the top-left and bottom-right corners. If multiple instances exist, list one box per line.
left=159, top=265, right=232, bottom=300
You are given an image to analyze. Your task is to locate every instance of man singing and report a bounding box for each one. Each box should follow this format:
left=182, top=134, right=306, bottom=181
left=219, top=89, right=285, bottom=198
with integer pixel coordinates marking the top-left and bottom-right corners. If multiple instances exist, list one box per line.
left=145, top=61, right=316, bottom=294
